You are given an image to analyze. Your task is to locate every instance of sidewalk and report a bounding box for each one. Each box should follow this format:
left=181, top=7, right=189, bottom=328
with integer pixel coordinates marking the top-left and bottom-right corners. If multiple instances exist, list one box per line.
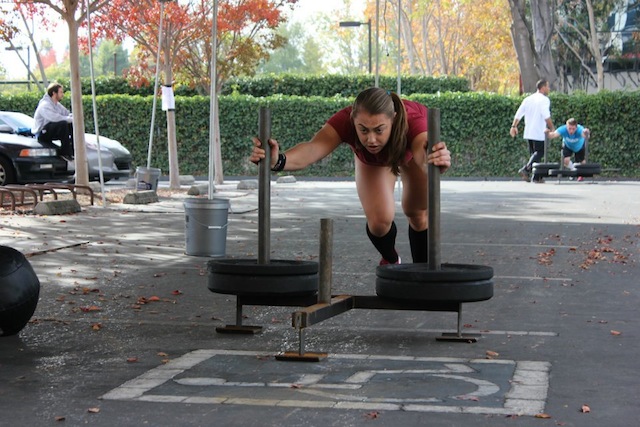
left=1, top=178, right=639, bottom=426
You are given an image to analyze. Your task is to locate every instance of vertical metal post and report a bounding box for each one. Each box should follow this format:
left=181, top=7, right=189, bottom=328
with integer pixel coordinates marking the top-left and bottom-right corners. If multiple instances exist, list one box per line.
left=208, top=0, right=220, bottom=199
left=427, top=108, right=441, bottom=270
left=375, top=1, right=380, bottom=87
left=235, top=300, right=243, bottom=326
left=298, top=328, right=306, bottom=356
left=584, top=133, right=590, bottom=162
left=319, top=218, right=333, bottom=304
left=147, top=1, right=165, bottom=168
left=367, top=19, right=372, bottom=75
left=258, top=107, right=271, bottom=264
left=396, top=0, right=402, bottom=95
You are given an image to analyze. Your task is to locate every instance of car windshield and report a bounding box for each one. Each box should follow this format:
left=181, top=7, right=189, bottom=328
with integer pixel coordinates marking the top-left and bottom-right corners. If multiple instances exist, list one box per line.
left=0, top=112, right=34, bottom=132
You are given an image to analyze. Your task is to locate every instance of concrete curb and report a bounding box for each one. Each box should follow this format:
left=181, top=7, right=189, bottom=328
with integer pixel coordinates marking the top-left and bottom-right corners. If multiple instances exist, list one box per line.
left=33, top=199, right=82, bottom=215
left=122, top=190, right=159, bottom=205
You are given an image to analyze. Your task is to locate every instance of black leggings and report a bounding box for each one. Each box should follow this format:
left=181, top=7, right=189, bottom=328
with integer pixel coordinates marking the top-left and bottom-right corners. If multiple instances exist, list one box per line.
left=38, top=121, right=74, bottom=156
left=526, top=139, right=545, bottom=167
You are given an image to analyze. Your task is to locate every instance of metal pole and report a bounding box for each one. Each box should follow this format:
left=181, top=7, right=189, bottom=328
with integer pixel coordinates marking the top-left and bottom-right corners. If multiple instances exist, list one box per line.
left=319, top=218, right=333, bottom=304
left=427, top=108, right=441, bottom=270
left=147, top=1, right=165, bottom=169
left=375, top=1, right=380, bottom=87
left=396, top=0, right=401, bottom=95
left=85, top=0, right=107, bottom=207
left=208, top=0, right=219, bottom=199
left=258, top=107, right=271, bottom=264
left=367, top=19, right=372, bottom=75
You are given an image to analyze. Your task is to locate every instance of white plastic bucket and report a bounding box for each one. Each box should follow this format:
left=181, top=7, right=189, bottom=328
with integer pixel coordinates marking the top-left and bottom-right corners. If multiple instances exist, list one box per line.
left=136, top=167, right=161, bottom=191
left=184, top=197, right=230, bottom=257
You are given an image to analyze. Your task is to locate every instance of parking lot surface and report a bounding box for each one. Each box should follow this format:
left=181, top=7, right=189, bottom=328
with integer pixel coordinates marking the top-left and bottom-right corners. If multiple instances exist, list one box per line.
left=1, top=178, right=639, bottom=426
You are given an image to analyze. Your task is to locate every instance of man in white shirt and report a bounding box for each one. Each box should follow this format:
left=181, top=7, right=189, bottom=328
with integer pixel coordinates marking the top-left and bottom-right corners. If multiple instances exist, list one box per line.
left=509, top=79, right=555, bottom=183
left=32, top=83, right=74, bottom=161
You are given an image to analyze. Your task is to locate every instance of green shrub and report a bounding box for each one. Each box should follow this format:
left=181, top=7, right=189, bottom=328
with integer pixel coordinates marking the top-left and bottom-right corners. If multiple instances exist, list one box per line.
left=1, top=90, right=638, bottom=178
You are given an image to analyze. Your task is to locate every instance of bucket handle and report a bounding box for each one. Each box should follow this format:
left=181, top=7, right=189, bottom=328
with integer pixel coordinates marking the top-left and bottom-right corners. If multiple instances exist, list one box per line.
left=188, top=215, right=229, bottom=230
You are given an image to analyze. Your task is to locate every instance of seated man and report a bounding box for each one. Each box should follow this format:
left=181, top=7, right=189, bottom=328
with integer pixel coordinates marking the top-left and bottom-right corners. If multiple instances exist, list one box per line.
left=546, top=117, right=590, bottom=172
left=32, top=83, right=74, bottom=161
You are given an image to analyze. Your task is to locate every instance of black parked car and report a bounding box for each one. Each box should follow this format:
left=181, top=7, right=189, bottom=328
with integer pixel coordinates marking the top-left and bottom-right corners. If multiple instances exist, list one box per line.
left=0, top=116, right=69, bottom=185
left=0, top=111, right=133, bottom=185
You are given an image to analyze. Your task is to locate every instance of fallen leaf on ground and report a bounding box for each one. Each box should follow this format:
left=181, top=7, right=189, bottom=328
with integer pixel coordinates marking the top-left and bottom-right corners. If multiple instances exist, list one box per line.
left=611, top=330, right=622, bottom=336
left=364, top=411, right=379, bottom=419
left=534, top=413, right=551, bottom=419
left=87, top=407, right=100, bottom=413
left=581, top=404, right=591, bottom=413
left=456, top=395, right=479, bottom=401
left=127, top=357, right=138, bottom=363
left=486, top=350, right=500, bottom=359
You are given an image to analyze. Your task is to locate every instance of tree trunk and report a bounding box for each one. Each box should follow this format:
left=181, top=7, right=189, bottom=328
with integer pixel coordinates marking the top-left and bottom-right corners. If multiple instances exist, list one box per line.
left=530, top=0, right=558, bottom=89
left=586, top=0, right=604, bottom=91
left=66, top=15, right=89, bottom=185
left=163, top=42, right=180, bottom=190
left=507, top=0, right=539, bottom=92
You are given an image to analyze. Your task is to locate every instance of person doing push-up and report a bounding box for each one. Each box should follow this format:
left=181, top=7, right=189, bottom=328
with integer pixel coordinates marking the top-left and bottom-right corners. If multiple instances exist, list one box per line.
left=249, top=87, right=451, bottom=266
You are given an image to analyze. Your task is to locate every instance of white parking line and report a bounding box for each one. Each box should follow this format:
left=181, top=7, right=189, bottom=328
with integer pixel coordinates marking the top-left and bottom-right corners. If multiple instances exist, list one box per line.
left=101, top=350, right=551, bottom=417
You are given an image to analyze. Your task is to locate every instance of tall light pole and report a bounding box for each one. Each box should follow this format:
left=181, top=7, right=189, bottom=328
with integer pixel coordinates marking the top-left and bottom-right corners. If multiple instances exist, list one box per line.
left=339, top=19, right=372, bottom=74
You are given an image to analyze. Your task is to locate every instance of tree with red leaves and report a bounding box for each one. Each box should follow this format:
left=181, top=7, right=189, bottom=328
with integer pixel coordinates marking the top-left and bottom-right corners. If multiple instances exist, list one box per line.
left=10, top=0, right=110, bottom=185
left=92, top=0, right=297, bottom=185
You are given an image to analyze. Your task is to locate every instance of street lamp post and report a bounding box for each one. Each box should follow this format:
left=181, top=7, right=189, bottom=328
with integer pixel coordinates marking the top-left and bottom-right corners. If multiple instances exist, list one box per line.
left=339, top=19, right=372, bottom=74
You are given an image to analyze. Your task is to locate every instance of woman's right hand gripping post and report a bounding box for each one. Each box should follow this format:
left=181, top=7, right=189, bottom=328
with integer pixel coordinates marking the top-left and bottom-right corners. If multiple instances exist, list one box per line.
left=250, top=137, right=279, bottom=169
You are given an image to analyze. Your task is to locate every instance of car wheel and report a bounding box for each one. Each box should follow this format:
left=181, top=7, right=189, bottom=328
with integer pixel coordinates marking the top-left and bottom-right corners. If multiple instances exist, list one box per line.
left=0, top=156, right=16, bottom=186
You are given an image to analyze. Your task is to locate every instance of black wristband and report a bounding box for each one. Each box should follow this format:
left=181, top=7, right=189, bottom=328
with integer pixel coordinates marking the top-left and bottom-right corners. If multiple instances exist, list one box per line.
left=271, top=153, right=286, bottom=172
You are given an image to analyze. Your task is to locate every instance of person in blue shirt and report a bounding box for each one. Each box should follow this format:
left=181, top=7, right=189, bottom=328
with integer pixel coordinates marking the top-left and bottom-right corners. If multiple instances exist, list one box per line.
left=545, top=118, right=590, bottom=171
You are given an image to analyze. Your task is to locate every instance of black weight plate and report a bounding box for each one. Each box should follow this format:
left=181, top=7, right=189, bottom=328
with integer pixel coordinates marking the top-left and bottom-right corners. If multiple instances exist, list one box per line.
left=376, top=263, right=493, bottom=282
left=532, top=162, right=560, bottom=169
left=208, top=271, right=318, bottom=296
left=532, top=167, right=553, bottom=176
left=575, top=166, right=601, bottom=175
left=548, top=169, right=577, bottom=177
left=376, top=277, right=493, bottom=302
left=575, top=163, right=601, bottom=169
left=208, top=259, right=318, bottom=276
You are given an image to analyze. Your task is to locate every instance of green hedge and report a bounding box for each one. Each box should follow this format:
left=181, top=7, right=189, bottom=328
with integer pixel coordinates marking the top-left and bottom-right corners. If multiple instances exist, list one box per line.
left=1, top=91, right=638, bottom=178
left=34, top=74, right=470, bottom=97
left=220, top=74, right=470, bottom=97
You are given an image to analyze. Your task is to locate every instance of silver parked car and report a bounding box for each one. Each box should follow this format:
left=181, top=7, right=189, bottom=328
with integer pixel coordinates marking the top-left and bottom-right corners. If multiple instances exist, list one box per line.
left=0, top=111, right=133, bottom=184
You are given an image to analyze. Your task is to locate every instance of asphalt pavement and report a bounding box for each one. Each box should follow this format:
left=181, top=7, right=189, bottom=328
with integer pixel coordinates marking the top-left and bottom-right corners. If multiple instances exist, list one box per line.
left=0, top=177, right=639, bottom=427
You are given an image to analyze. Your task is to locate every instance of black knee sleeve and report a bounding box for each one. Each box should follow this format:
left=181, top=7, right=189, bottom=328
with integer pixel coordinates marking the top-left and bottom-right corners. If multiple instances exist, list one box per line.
left=366, top=222, right=398, bottom=263
left=409, top=226, right=428, bottom=263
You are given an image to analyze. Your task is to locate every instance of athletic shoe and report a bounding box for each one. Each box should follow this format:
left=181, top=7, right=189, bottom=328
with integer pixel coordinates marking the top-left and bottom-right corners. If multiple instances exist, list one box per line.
left=379, top=256, right=401, bottom=266
left=518, top=166, right=530, bottom=181
left=577, top=176, right=584, bottom=182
